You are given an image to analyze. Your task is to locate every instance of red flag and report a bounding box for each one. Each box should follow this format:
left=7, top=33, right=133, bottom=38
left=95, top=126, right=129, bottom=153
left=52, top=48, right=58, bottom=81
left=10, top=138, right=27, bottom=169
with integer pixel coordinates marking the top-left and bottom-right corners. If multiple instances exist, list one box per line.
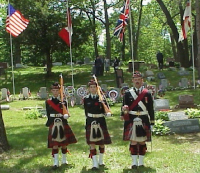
left=59, top=8, right=72, bottom=46
left=114, top=0, right=130, bottom=42
left=6, top=4, right=29, bottom=37
left=178, top=0, right=191, bottom=42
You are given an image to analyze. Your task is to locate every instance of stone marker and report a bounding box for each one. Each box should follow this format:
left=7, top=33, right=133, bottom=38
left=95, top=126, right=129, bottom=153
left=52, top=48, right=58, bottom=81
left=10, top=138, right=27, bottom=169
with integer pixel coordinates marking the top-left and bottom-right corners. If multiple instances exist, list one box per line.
left=168, top=111, right=188, bottom=121
left=154, top=99, right=170, bottom=111
left=164, top=119, right=200, bottom=134
left=0, top=105, right=10, bottom=110
left=157, top=72, right=166, bottom=79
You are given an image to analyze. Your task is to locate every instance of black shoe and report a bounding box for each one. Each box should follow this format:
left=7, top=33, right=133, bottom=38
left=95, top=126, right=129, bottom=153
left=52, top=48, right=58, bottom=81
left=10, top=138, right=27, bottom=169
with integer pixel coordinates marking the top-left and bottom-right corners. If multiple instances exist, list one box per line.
left=99, top=164, right=105, bottom=167
left=92, top=167, right=98, bottom=170
left=138, top=165, right=145, bottom=168
left=52, top=165, right=58, bottom=170
left=131, top=165, right=137, bottom=169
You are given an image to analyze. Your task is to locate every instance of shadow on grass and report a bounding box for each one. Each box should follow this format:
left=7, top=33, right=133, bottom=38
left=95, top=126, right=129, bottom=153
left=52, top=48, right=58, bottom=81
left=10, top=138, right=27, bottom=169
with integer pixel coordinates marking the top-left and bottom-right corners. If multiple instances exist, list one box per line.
left=80, top=165, right=109, bottom=173
left=123, top=166, right=156, bottom=173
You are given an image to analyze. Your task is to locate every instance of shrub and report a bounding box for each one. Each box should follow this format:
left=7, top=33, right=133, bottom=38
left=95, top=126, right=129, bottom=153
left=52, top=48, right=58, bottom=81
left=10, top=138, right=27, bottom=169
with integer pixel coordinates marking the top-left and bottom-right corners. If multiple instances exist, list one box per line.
left=184, top=108, right=200, bottom=119
left=152, top=119, right=171, bottom=135
left=24, top=109, right=41, bottom=119
left=155, top=111, right=170, bottom=121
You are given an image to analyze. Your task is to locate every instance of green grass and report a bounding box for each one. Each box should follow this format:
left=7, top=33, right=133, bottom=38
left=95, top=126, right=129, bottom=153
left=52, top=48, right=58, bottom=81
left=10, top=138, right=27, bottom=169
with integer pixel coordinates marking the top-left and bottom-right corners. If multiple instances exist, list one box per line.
left=0, top=65, right=200, bottom=172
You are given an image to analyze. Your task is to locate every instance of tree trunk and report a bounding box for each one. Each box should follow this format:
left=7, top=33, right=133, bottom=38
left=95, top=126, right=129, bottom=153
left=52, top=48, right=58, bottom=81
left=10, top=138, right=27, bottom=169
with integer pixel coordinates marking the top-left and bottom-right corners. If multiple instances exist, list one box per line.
left=103, top=0, right=111, bottom=60
left=196, top=0, right=200, bottom=79
left=90, top=0, right=99, bottom=58
left=0, top=107, right=10, bottom=154
left=14, top=40, right=21, bottom=64
left=156, top=0, right=190, bottom=67
left=133, top=0, right=143, bottom=61
left=46, top=50, right=52, bottom=77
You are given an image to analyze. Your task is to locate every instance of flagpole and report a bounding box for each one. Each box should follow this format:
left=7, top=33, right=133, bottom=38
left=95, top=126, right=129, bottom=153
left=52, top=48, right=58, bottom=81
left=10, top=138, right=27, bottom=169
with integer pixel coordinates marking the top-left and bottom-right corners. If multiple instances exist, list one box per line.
left=128, top=0, right=134, bottom=73
left=190, top=0, right=195, bottom=89
left=8, top=2, right=16, bottom=99
left=67, top=1, right=74, bottom=91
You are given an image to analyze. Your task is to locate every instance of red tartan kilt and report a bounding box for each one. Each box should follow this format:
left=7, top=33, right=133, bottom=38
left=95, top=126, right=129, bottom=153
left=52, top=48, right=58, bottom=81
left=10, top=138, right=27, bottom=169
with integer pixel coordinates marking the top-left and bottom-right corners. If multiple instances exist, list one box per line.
left=86, top=125, right=112, bottom=145
left=48, top=123, right=77, bottom=148
left=123, top=122, right=151, bottom=142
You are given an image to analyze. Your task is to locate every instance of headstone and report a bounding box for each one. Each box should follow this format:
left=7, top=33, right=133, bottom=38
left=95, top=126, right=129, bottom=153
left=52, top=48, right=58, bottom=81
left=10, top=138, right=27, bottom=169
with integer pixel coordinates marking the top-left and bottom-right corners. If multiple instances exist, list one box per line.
left=164, top=119, right=200, bottom=134
left=16, top=63, right=24, bottom=68
left=179, top=78, right=188, bottom=88
left=146, top=76, right=155, bottom=81
left=160, top=79, right=168, bottom=89
left=38, top=87, right=48, bottom=99
left=0, top=105, right=10, bottom=110
left=154, top=99, right=170, bottom=111
left=115, top=69, right=124, bottom=88
left=168, top=111, right=188, bottom=121
left=157, top=72, right=166, bottom=79
left=1, top=88, right=8, bottom=100
left=101, top=84, right=108, bottom=93
left=178, top=95, right=196, bottom=108
left=145, top=70, right=154, bottom=77
left=177, top=68, right=190, bottom=76
left=84, top=57, right=91, bottom=64
left=121, top=83, right=129, bottom=87
left=22, top=87, right=29, bottom=99
left=52, top=62, right=62, bottom=66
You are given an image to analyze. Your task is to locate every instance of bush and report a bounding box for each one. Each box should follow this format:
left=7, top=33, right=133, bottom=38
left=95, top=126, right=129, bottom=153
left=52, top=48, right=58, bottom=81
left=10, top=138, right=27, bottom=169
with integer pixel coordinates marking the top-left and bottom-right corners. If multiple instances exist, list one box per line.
left=152, top=119, right=171, bottom=135
left=155, top=111, right=170, bottom=121
left=184, top=108, right=200, bottom=119
left=24, top=109, right=41, bottom=119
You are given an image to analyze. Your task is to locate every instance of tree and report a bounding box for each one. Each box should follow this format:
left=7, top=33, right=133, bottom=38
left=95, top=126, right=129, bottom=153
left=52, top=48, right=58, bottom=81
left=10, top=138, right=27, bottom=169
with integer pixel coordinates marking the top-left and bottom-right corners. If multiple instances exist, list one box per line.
left=156, top=0, right=190, bottom=67
left=0, top=107, right=9, bottom=153
left=196, top=0, right=200, bottom=79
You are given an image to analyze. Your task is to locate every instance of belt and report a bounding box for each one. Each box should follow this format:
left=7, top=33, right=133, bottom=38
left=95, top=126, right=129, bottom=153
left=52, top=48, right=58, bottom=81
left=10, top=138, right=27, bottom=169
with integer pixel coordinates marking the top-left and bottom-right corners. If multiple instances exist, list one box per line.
left=87, top=113, right=104, bottom=118
left=50, top=114, right=63, bottom=117
left=129, top=111, right=148, bottom=116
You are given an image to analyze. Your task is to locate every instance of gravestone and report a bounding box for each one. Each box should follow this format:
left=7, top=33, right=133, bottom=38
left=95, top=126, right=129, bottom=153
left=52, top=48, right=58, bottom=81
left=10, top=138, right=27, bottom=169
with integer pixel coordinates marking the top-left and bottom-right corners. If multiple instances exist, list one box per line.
left=84, top=57, right=91, bottom=64
left=52, top=62, right=62, bottom=66
left=145, top=70, right=154, bottom=77
left=177, top=68, right=190, bottom=76
left=101, top=84, right=108, bottom=93
left=168, top=111, right=188, bottom=121
left=178, top=95, right=196, bottom=108
left=164, top=119, right=200, bottom=134
left=179, top=78, right=188, bottom=88
left=16, top=63, right=24, bottom=68
left=38, top=87, right=48, bottom=99
left=115, top=69, right=124, bottom=88
left=160, top=79, right=168, bottom=89
left=0, top=105, right=10, bottom=110
left=121, top=83, right=129, bottom=87
left=154, top=99, right=170, bottom=111
left=157, top=72, right=166, bottom=79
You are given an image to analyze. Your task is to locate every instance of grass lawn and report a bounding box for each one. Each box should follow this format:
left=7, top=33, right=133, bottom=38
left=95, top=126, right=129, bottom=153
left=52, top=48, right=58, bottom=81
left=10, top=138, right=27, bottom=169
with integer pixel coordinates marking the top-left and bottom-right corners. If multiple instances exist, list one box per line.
left=0, top=65, right=200, bottom=173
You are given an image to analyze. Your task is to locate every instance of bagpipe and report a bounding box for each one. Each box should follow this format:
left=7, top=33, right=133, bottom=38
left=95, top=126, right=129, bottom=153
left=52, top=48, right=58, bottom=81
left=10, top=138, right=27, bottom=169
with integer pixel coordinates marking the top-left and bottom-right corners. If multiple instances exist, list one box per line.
left=59, top=73, right=70, bottom=118
left=93, top=75, right=112, bottom=116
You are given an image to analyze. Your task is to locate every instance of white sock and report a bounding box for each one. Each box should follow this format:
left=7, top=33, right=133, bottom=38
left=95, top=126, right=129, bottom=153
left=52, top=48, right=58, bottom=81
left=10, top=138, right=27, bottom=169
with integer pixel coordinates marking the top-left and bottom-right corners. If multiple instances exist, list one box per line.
left=138, top=155, right=144, bottom=166
left=131, top=155, right=138, bottom=166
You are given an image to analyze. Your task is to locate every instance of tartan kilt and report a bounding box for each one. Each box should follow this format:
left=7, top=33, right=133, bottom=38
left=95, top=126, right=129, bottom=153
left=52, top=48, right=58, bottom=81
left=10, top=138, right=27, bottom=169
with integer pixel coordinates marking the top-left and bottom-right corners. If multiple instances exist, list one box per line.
left=48, top=123, right=77, bottom=148
left=86, top=124, right=112, bottom=145
left=123, top=121, right=151, bottom=142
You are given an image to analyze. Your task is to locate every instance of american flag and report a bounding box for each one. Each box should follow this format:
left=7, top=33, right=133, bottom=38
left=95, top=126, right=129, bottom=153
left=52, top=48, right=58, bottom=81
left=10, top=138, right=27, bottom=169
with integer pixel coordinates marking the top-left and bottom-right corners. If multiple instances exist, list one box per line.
left=178, top=0, right=191, bottom=42
left=114, top=0, right=130, bottom=42
left=58, top=8, right=72, bottom=47
left=6, top=4, right=29, bottom=37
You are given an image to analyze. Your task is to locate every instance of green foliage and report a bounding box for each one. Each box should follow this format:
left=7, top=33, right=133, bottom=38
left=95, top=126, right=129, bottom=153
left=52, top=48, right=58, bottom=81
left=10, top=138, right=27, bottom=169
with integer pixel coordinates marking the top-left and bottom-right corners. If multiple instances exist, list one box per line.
left=185, top=108, right=200, bottom=119
left=155, top=111, right=170, bottom=121
left=152, top=119, right=171, bottom=135
left=24, top=109, right=41, bottom=119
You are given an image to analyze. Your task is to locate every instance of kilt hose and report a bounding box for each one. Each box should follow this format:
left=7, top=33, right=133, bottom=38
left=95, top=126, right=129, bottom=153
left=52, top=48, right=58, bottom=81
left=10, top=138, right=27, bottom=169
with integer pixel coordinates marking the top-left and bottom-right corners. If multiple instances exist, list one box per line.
left=86, top=124, right=112, bottom=145
left=123, top=121, right=151, bottom=142
left=48, top=123, right=77, bottom=148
